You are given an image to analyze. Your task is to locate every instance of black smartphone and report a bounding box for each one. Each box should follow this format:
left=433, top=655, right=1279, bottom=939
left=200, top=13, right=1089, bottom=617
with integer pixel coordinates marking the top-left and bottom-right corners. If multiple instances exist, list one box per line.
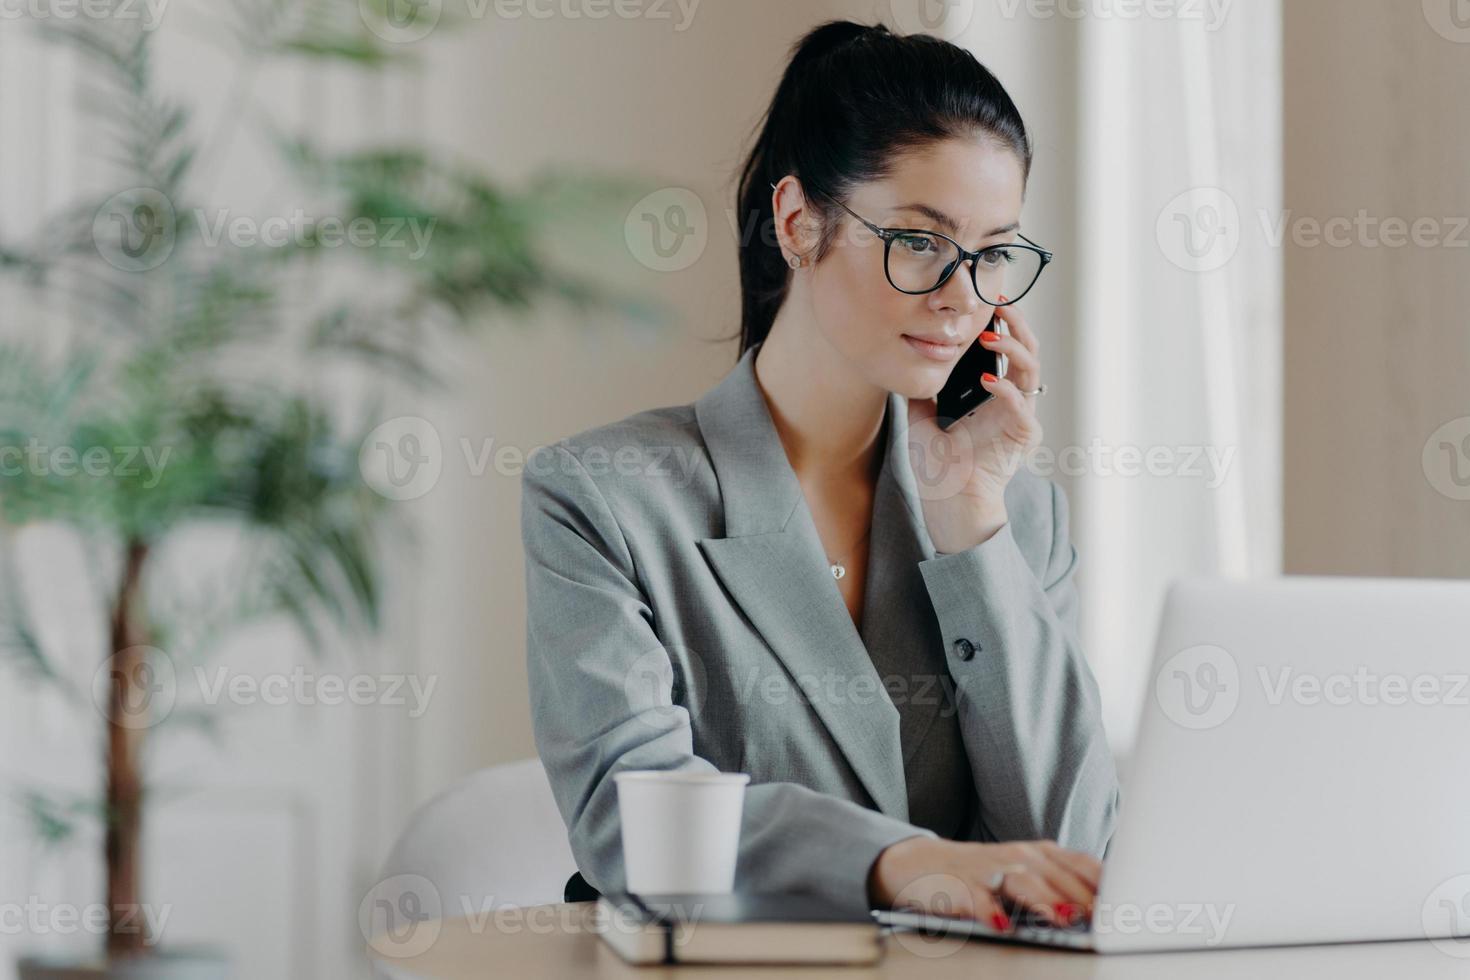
left=935, top=312, right=1007, bottom=431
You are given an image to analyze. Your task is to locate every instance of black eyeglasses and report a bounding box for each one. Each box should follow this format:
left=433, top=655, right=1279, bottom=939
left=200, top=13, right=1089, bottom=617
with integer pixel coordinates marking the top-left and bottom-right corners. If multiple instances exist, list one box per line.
left=769, top=180, right=1053, bottom=306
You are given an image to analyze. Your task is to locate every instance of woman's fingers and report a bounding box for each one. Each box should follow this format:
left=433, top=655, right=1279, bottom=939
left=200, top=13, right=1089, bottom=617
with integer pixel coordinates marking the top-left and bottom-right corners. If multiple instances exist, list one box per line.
left=1038, top=840, right=1104, bottom=893
left=991, top=869, right=1071, bottom=925
left=969, top=884, right=1014, bottom=933
left=880, top=839, right=1103, bottom=933
left=975, top=374, right=1043, bottom=456
left=979, top=325, right=1039, bottom=386
left=1031, top=862, right=1097, bottom=922
left=985, top=842, right=1102, bottom=927
left=993, top=300, right=1041, bottom=358
left=1027, top=842, right=1100, bottom=914
left=978, top=373, right=1036, bottom=422
left=892, top=868, right=1014, bottom=933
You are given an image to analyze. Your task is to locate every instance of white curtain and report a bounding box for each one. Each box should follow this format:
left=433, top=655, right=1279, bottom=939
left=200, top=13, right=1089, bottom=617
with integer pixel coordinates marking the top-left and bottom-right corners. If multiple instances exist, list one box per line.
left=1073, top=4, right=1283, bottom=754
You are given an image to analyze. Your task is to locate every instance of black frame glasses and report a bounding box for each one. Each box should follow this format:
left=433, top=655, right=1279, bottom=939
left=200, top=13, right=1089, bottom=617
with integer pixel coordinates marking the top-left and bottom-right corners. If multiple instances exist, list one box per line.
left=769, top=180, right=1053, bottom=306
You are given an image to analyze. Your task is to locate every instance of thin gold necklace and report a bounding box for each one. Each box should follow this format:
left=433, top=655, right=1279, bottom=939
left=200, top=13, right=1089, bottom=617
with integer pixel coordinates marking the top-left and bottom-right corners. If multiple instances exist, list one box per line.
left=827, top=526, right=872, bottom=581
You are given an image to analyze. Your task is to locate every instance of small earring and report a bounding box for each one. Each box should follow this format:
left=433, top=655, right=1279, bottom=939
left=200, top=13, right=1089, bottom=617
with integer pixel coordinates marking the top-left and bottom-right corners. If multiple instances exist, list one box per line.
left=787, top=254, right=803, bottom=269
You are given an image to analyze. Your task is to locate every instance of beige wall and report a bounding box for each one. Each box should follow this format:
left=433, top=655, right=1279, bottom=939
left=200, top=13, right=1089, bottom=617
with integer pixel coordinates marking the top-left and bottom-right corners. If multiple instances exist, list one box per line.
left=1283, top=0, right=1470, bottom=577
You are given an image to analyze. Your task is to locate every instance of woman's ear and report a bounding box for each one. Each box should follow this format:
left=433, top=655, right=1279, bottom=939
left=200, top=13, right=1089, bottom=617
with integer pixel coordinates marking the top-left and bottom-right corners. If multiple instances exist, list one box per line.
left=770, top=177, right=820, bottom=267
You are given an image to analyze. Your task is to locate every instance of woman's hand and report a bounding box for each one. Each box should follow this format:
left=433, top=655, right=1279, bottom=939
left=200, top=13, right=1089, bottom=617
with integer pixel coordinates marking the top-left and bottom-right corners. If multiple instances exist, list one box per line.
left=867, top=835, right=1101, bottom=931
left=905, top=299, right=1044, bottom=554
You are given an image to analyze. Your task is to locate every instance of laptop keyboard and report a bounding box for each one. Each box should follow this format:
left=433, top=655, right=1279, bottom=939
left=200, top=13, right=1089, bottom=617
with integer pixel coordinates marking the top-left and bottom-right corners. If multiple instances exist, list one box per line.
left=1009, top=920, right=1094, bottom=949
left=875, top=910, right=1095, bottom=949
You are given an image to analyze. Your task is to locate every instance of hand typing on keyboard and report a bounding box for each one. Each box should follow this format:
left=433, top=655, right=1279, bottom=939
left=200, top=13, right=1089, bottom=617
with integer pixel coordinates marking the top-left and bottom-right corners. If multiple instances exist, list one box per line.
left=867, top=837, right=1101, bottom=933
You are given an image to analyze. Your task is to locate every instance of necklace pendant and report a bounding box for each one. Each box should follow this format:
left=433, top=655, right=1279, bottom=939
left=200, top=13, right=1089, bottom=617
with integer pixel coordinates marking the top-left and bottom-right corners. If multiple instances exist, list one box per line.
left=830, top=562, right=846, bottom=580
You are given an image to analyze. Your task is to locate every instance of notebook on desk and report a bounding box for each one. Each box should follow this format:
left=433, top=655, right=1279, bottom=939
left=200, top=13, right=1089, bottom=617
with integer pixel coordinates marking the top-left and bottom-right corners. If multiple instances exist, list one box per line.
left=593, top=891, right=884, bottom=965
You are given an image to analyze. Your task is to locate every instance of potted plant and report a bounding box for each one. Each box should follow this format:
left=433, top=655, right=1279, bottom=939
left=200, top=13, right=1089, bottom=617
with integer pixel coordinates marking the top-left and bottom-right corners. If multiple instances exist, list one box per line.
left=0, top=2, right=665, bottom=976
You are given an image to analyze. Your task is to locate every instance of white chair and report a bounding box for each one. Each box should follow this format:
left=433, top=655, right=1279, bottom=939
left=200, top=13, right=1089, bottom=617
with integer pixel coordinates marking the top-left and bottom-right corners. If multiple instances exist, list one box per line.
left=377, top=757, right=577, bottom=912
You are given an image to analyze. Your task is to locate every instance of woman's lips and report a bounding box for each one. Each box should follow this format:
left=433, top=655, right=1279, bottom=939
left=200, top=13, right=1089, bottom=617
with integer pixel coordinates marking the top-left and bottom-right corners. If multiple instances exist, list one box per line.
left=902, top=334, right=966, bottom=361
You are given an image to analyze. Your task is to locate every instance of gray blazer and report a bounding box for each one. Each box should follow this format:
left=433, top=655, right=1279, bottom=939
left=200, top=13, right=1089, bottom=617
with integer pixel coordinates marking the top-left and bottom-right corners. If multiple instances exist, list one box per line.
left=521, top=341, right=1119, bottom=914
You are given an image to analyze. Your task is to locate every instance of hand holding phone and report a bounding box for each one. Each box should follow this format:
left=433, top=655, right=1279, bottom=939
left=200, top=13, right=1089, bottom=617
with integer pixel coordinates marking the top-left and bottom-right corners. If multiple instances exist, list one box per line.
left=934, top=312, right=1007, bottom=431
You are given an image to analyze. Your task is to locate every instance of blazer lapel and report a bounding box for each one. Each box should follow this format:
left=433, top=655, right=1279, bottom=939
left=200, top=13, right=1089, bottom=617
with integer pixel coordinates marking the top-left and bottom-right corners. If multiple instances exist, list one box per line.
left=694, top=343, right=933, bottom=823
left=858, top=405, right=949, bottom=770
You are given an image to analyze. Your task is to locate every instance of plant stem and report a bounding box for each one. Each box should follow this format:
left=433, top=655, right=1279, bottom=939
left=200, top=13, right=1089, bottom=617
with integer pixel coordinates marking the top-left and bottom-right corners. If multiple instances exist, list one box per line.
left=105, top=537, right=151, bottom=957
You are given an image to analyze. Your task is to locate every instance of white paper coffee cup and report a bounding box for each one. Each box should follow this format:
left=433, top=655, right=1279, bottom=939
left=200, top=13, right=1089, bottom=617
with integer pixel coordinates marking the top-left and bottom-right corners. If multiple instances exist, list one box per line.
left=614, top=770, right=750, bottom=894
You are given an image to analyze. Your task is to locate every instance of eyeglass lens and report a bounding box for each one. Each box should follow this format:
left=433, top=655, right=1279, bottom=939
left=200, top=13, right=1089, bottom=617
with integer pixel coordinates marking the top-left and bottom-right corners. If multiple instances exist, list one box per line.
left=886, top=233, right=1043, bottom=301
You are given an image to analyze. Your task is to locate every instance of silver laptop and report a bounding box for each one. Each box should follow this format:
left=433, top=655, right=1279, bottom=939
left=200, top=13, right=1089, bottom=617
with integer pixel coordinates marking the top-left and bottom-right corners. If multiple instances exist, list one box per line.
left=875, top=575, right=1470, bottom=953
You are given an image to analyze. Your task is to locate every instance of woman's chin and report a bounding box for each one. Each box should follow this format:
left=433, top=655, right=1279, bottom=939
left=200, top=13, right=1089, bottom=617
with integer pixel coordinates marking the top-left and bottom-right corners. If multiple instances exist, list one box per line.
left=888, top=364, right=955, bottom=402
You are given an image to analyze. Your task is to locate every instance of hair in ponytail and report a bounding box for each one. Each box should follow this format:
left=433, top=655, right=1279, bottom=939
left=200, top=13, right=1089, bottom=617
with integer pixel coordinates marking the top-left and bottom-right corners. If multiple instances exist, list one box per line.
left=732, top=20, right=1033, bottom=358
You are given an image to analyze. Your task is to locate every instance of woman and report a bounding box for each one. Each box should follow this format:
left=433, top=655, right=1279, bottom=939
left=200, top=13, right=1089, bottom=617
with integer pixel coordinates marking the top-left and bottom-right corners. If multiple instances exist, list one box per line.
left=521, top=19, right=1119, bottom=931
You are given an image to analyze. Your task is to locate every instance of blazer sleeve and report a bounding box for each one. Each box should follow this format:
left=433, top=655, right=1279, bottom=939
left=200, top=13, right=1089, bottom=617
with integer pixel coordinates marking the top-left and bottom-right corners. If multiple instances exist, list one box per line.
left=917, top=478, right=1120, bottom=859
left=521, top=443, right=935, bottom=914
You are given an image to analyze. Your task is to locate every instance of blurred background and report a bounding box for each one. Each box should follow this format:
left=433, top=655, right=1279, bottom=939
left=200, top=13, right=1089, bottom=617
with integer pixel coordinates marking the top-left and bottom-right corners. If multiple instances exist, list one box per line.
left=0, top=0, right=1466, bottom=976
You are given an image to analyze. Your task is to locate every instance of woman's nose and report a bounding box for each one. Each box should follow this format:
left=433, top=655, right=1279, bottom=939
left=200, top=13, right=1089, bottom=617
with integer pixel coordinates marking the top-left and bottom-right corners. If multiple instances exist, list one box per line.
left=931, top=259, right=982, bottom=314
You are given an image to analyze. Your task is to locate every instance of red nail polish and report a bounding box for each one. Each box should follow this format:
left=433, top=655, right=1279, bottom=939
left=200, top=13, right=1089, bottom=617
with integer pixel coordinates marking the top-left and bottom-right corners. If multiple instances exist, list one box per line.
left=991, top=911, right=1011, bottom=932
left=980, top=331, right=1000, bottom=343
left=1055, top=902, right=1075, bottom=924
left=981, top=372, right=997, bottom=383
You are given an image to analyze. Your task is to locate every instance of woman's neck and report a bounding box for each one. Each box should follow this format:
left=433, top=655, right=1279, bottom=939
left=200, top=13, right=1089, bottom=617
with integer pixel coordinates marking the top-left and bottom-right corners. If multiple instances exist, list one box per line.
left=751, top=321, right=889, bottom=487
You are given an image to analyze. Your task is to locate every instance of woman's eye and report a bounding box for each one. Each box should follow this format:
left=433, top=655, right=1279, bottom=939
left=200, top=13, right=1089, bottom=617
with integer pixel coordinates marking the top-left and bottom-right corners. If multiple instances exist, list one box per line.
left=896, top=235, right=936, bottom=256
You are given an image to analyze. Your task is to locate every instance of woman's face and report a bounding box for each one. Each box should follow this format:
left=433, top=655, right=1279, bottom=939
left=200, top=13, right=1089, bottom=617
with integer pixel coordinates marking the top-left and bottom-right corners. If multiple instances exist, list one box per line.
left=798, top=137, right=1027, bottom=399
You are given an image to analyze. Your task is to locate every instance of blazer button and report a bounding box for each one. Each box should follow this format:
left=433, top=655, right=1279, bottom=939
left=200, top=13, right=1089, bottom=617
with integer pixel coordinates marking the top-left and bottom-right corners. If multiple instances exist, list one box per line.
left=952, top=638, right=976, bottom=661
